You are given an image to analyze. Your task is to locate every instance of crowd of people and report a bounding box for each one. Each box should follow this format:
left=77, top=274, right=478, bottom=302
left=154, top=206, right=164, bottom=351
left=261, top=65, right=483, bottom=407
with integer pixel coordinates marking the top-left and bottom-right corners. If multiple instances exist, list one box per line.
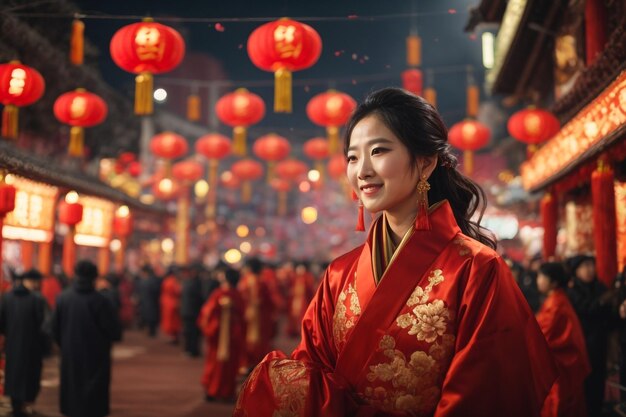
left=0, top=256, right=321, bottom=416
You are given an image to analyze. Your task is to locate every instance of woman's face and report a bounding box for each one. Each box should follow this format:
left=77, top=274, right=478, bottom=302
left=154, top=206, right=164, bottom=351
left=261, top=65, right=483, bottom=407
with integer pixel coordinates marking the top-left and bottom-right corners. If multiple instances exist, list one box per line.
left=576, top=260, right=595, bottom=283
left=346, top=115, right=420, bottom=217
left=536, top=272, right=553, bottom=295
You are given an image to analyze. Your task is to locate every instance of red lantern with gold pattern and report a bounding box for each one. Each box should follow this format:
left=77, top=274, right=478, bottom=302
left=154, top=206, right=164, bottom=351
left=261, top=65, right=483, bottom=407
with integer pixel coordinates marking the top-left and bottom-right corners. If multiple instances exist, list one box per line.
left=110, top=19, right=185, bottom=115
left=231, top=159, right=264, bottom=203
left=306, top=90, right=356, bottom=154
left=448, top=120, right=490, bottom=175
left=508, top=107, right=560, bottom=145
left=0, top=61, right=45, bottom=139
left=195, top=133, right=231, bottom=217
left=215, top=89, right=265, bottom=156
left=247, top=18, right=322, bottom=113
left=54, top=88, right=108, bottom=157
left=253, top=133, right=291, bottom=182
left=401, top=69, right=423, bottom=96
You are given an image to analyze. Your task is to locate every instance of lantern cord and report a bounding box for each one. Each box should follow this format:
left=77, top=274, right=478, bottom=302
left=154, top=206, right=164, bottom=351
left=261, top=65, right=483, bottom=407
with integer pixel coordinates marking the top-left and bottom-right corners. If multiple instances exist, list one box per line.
left=8, top=10, right=467, bottom=23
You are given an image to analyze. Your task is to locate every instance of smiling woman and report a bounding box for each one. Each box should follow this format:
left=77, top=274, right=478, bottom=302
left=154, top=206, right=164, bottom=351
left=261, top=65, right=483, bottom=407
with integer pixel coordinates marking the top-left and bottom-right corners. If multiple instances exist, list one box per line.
left=234, top=88, right=560, bottom=417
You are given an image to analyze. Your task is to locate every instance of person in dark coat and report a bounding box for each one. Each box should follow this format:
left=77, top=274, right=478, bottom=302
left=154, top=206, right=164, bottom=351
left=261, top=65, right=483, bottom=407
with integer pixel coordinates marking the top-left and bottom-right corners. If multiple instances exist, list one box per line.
left=52, top=260, right=122, bottom=417
left=136, top=264, right=161, bottom=337
left=0, top=269, right=48, bottom=417
left=566, top=255, right=613, bottom=417
left=181, top=263, right=205, bottom=357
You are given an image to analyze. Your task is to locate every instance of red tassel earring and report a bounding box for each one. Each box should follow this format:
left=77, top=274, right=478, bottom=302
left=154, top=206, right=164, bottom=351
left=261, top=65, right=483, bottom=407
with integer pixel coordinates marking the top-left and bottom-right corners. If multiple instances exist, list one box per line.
left=415, top=174, right=431, bottom=230
left=352, top=190, right=365, bottom=232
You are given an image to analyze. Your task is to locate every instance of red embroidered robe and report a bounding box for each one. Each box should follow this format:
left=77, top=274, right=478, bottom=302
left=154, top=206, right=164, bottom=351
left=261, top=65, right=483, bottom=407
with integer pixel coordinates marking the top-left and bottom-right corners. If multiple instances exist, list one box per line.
left=198, top=286, right=245, bottom=399
left=234, top=201, right=557, bottom=417
left=160, top=275, right=181, bottom=337
left=536, top=289, right=590, bottom=417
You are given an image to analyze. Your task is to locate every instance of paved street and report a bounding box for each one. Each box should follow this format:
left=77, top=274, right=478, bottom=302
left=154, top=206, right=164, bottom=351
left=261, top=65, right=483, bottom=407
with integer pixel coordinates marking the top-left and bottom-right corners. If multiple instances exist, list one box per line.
left=3, top=327, right=298, bottom=417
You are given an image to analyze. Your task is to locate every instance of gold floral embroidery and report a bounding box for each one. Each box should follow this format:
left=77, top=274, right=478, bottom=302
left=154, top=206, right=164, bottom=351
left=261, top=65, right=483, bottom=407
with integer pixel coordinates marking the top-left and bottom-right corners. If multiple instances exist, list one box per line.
left=333, top=280, right=361, bottom=347
left=269, top=359, right=309, bottom=417
left=360, top=269, right=456, bottom=414
left=453, top=236, right=472, bottom=257
left=362, top=336, right=443, bottom=414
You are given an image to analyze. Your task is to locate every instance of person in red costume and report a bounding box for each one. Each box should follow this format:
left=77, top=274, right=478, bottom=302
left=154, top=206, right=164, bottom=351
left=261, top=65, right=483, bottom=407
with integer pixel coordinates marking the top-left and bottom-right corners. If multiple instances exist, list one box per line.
left=237, top=258, right=276, bottom=373
left=536, top=262, right=590, bottom=417
left=160, top=266, right=182, bottom=344
left=286, top=262, right=316, bottom=338
left=198, top=266, right=245, bottom=402
left=234, top=88, right=557, bottom=417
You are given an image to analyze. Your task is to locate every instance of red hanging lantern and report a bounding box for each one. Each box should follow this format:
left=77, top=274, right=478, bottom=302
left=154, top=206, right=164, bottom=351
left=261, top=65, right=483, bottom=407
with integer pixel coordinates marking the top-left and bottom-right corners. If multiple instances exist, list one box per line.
left=0, top=182, right=16, bottom=216
left=592, top=159, right=618, bottom=287
left=401, top=69, right=423, bottom=97
left=110, top=19, right=185, bottom=115
left=306, top=90, right=356, bottom=154
left=303, top=137, right=329, bottom=180
left=540, top=192, right=558, bottom=260
left=195, top=133, right=232, bottom=160
left=152, top=178, right=181, bottom=201
left=508, top=107, right=560, bottom=147
left=113, top=211, right=134, bottom=238
left=127, top=161, right=142, bottom=178
left=220, top=171, right=241, bottom=189
left=247, top=18, right=322, bottom=113
left=448, top=120, right=490, bottom=175
left=59, top=200, right=83, bottom=227
left=253, top=134, right=291, bottom=182
left=118, top=152, right=136, bottom=165
left=215, top=88, right=265, bottom=156
left=53, top=88, right=108, bottom=157
left=327, top=153, right=347, bottom=180
left=150, top=132, right=189, bottom=159
left=172, top=159, right=204, bottom=183
left=231, top=159, right=264, bottom=203
left=0, top=61, right=45, bottom=139
left=276, top=159, right=308, bottom=182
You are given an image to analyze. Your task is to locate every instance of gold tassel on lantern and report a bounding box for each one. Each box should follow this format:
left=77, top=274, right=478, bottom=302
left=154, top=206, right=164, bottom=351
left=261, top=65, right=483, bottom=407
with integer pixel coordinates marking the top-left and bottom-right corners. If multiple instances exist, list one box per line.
left=315, top=161, right=325, bottom=183
left=406, top=34, right=421, bottom=67
left=327, top=126, right=340, bottom=154
left=186, top=94, right=200, bottom=121
left=464, top=150, right=473, bottom=176
left=216, top=297, right=232, bottom=362
left=135, top=72, right=153, bottom=115
left=68, top=126, right=84, bottom=157
left=70, top=19, right=85, bottom=65
left=467, top=85, right=479, bottom=118
left=274, top=68, right=292, bottom=113
left=1, top=104, right=18, bottom=139
left=424, top=87, right=437, bottom=107
left=233, top=126, right=247, bottom=156
left=242, top=181, right=252, bottom=203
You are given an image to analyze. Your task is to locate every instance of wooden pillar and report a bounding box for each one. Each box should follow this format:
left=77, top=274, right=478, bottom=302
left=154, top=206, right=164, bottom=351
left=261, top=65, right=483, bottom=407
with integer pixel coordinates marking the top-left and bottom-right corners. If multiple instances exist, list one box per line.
left=21, top=240, right=34, bottom=270
left=38, top=241, right=52, bottom=276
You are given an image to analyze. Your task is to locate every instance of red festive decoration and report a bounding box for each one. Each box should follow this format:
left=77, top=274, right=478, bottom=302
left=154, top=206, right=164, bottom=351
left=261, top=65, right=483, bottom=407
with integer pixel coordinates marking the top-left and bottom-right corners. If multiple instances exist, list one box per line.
left=172, top=160, right=204, bottom=183
left=592, top=159, right=618, bottom=287
left=220, top=172, right=241, bottom=189
left=150, top=132, right=188, bottom=159
left=231, top=159, right=264, bottom=203
left=276, top=159, right=308, bottom=181
left=327, top=153, right=347, bottom=180
left=110, top=19, right=185, bottom=114
left=0, top=181, right=16, bottom=285
left=59, top=201, right=83, bottom=226
left=0, top=61, right=45, bottom=139
left=113, top=214, right=134, bottom=237
left=253, top=134, right=291, bottom=182
left=127, top=161, right=142, bottom=178
left=448, top=120, right=490, bottom=175
left=507, top=107, right=560, bottom=145
left=53, top=88, right=108, bottom=157
left=540, top=192, right=558, bottom=260
left=215, top=88, right=265, bottom=155
left=195, top=133, right=232, bottom=160
left=401, top=69, right=423, bottom=96
left=306, top=90, right=356, bottom=154
left=304, top=137, right=330, bottom=181
left=70, top=19, right=85, bottom=66
left=247, top=18, right=322, bottom=113
left=118, top=152, right=136, bottom=165
left=152, top=178, right=181, bottom=200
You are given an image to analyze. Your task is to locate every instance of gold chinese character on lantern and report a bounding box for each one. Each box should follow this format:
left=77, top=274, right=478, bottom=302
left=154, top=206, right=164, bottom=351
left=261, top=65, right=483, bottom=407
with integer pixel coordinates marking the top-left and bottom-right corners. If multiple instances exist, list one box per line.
left=274, top=25, right=302, bottom=59
left=135, top=26, right=165, bottom=61
left=70, top=96, right=87, bottom=119
left=9, top=68, right=26, bottom=96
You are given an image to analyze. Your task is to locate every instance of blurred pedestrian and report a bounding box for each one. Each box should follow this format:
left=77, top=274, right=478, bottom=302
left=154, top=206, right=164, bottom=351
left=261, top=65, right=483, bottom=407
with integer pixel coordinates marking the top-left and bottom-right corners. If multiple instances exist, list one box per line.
left=52, top=260, right=121, bottom=417
left=0, top=269, right=48, bottom=417
left=181, top=263, right=204, bottom=357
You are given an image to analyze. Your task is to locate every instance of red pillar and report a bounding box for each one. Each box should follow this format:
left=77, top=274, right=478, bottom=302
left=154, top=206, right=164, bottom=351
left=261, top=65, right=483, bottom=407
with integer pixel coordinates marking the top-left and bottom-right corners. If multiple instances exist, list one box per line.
left=585, top=0, right=608, bottom=66
left=541, top=192, right=558, bottom=260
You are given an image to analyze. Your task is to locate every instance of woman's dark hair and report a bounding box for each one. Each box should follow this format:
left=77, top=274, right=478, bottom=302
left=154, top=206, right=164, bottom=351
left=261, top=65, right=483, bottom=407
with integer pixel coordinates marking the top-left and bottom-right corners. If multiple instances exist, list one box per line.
left=539, top=262, right=569, bottom=288
left=344, top=87, right=496, bottom=249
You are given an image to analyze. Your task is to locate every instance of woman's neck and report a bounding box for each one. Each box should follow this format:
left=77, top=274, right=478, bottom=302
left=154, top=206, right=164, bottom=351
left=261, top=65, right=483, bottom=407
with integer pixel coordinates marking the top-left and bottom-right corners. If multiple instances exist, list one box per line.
left=384, top=209, right=417, bottom=245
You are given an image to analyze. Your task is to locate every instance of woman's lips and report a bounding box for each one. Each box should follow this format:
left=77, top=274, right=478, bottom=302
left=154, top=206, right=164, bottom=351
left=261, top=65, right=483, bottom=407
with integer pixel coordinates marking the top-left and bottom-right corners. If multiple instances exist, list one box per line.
left=360, top=184, right=382, bottom=196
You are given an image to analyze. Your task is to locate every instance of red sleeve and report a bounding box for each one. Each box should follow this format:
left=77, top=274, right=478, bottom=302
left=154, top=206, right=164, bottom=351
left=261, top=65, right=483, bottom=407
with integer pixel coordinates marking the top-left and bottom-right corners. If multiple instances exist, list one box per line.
left=434, top=256, right=557, bottom=417
left=234, top=264, right=369, bottom=417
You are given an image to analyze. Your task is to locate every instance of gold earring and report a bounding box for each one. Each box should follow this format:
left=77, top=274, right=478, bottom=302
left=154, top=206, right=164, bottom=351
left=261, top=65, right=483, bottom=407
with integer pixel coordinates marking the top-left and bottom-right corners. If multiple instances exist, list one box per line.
left=415, top=174, right=431, bottom=230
